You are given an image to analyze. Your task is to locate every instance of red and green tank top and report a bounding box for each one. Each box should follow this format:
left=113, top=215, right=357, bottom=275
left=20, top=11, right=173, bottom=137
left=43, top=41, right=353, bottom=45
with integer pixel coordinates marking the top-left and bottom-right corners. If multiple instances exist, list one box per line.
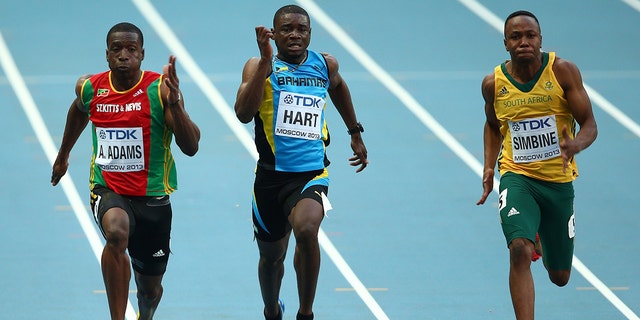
left=80, top=70, right=177, bottom=196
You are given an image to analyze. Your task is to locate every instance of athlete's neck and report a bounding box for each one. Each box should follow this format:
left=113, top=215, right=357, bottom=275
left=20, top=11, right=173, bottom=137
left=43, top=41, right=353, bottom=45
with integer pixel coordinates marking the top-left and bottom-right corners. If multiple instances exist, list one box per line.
left=276, top=50, right=308, bottom=66
left=508, top=54, right=543, bottom=83
left=110, top=70, right=143, bottom=91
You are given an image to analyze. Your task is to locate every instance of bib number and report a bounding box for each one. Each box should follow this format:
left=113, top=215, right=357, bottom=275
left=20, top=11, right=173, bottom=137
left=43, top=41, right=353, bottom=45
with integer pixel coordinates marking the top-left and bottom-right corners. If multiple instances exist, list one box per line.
left=275, top=91, right=324, bottom=140
left=95, top=127, right=145, bottom=172
left=509, top=115, right=560, bottom=163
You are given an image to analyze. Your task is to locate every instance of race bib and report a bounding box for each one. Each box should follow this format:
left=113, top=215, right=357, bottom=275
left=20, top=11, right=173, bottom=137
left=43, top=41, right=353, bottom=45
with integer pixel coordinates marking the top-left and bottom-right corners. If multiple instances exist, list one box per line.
left=509, top=115, right=561, bottom=163
left=95, top=127, right=145, bottom=172
left=275, top=91, right=324, bottom=140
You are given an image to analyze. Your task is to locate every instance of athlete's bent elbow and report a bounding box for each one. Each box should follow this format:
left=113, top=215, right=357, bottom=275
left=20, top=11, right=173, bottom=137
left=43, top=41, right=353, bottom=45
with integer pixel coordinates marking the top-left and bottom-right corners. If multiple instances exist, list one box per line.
left=182, top=146, right=198, bottom=157
left=236, top=113, right=253, bottom=124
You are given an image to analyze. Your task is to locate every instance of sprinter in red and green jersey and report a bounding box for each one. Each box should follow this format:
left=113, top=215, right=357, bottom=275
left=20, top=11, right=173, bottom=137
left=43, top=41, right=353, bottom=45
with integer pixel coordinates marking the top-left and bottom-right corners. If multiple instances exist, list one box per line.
left=51, top=22, right=200, bottom=320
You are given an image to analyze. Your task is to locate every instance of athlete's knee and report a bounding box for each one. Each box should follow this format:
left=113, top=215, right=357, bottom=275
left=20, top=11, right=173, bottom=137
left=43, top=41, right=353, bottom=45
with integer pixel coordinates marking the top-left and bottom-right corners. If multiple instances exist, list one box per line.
left=291, top=213, right=322, bottom=244
left=102, top=208, right=130, bottom=250
left=293, top=222, right=320, bottom=245
left=138, top=284, right=163, bottom=302
left=290, top=199, right=323, bottom=244
left=509, top=238, right=533, bottom=266
left=260, top=251, right=286, bottom=268
left=258, top=238, right=288, bottom=265
left=135, top=273, right=164, bottom=302
left=548, top=270, right=571, bottom=287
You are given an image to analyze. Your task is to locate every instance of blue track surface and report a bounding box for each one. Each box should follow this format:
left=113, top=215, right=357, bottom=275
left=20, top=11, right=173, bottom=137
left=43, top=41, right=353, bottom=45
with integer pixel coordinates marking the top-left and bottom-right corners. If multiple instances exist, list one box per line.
left=1, top=1, right=639, bottom=319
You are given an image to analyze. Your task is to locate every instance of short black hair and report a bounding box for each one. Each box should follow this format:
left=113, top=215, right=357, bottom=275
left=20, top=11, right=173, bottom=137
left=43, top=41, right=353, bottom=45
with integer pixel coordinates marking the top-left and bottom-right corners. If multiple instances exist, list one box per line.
left=504, top=10, right=540, bottom=35
left=107, top=22, right=144, bottom=47
left=273, top=5, right=310, bottom=27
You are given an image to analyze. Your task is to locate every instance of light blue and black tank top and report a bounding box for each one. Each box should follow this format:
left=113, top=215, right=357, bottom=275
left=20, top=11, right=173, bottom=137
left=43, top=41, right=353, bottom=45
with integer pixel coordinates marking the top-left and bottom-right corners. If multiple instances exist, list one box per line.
left=254, top=50, right=331, bottom=172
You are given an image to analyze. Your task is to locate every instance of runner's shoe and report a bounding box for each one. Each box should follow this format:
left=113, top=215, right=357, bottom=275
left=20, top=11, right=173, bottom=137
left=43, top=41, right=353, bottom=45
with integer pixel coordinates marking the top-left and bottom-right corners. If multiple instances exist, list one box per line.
left=532, top=233, right=542, bottom=261
left=279, top=299, right=285, bottom=319
left=265, top=299, right=285, bottom=320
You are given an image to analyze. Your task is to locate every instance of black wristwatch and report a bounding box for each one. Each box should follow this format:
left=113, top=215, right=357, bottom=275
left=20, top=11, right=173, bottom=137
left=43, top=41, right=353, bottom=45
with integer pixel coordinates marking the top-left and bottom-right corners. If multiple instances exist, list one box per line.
left=347, top=122, right=364, bottom=135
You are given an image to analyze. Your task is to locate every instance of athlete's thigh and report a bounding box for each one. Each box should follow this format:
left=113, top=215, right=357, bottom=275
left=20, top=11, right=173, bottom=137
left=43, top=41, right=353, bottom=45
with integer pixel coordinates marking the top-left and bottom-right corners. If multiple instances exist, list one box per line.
left=128, top=195, right=172, bottom=276
left=252, top=168, right=293, bottom=242
left=538, top=181, right=575, bottom=270
left=253, top=168, right=327, bottom=242
left=90, top=185, right=135, bottom=238
left=498, top=172, right=541, bottom=246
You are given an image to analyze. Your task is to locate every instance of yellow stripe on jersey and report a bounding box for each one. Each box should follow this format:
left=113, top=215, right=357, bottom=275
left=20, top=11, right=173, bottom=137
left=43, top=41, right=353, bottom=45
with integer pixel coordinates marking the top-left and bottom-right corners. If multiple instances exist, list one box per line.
left=260, top=78, right=277, bottom=155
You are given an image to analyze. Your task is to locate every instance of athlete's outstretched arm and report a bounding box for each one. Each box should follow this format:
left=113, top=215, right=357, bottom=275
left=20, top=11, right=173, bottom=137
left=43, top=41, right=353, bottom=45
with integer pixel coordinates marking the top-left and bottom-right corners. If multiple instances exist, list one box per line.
left=51, top=76, right=91, bottom=186
left=324, top=52, right=368, bottom=173
left=477, top=73, right=502, bottom=205
left=51, top=102, right=89, bottom=186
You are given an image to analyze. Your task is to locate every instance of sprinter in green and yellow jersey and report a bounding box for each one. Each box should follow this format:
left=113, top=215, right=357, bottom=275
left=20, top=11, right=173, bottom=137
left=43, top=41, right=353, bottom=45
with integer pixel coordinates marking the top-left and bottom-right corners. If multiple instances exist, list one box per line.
left=477, top=10, right=597, bottom=320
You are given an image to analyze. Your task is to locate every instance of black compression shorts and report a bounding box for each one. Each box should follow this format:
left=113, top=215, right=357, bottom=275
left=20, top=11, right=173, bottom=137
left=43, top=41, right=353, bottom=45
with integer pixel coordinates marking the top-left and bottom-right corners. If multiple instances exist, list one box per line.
left=252, top=166, right=329, bottom=242
left=90, top=185, right=172, bottom=276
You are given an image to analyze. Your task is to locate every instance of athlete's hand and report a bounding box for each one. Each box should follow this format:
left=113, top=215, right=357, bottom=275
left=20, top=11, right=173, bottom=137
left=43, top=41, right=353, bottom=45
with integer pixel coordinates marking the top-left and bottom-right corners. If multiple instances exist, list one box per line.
left=477, top=168, right=494, bottom=205
left=255, top=26, right=274, bottom=60
left=349, top=135, right=368, bottom=173
left=559, top=125, right=578, bottom=173
left=51, top=154, right=69, bottom=186
left=163, top=55, right=181, bottom=107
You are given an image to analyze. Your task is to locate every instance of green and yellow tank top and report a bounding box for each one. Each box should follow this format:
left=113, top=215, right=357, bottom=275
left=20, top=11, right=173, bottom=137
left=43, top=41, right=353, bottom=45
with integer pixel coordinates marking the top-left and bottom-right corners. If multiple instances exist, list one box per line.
left=494, top=52, right=578, bottom=183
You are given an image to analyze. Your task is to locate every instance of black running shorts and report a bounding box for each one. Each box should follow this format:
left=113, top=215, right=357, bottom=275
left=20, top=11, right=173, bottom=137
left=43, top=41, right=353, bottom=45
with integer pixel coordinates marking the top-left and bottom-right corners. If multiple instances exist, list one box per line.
left=252, top=166, right=329, bottom=242
left=90, top=185, right=172, bottom=276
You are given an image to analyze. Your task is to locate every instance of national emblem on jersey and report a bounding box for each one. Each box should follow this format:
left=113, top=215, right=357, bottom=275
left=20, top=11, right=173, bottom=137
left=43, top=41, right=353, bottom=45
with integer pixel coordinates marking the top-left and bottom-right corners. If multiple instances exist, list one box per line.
left=97, top=88, right=110, bottom=97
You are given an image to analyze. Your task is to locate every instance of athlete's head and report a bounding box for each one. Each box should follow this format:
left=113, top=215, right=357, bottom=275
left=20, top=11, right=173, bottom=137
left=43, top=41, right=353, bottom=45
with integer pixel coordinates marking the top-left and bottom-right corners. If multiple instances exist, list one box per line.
left=273, top=5, right=310, bottom=28
left=105, top=22, right=145, bottom=74
left=272, top=5, right=311, bottom=62
left=107, top=22, right=144, bottom=47
left=503, top=10, right=542, bottom=62
left=504, top=10, right=541, bottom=38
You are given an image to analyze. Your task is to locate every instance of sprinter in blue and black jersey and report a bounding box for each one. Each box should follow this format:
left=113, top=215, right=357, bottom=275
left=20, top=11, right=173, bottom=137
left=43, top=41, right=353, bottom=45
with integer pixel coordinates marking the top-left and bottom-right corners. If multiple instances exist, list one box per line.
left=234, top=5, right=368, bottom=320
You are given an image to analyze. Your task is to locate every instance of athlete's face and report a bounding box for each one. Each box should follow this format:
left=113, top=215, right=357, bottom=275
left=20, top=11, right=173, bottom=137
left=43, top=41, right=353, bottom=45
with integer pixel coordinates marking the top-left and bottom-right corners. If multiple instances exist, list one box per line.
left=106, top=31, right=144, bottom=76
left=273, top=13, right=311, bottom=63
left=503, top=15, right=542, bottom=63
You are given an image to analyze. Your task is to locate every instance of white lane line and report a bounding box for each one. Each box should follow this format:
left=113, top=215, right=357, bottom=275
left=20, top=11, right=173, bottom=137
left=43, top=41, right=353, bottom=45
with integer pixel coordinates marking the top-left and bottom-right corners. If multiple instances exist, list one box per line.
left=622, top=0, right=640, bottom=12
left=130, top=0, right=388, bottom=319
left=585, top=84, right=640, bottom=137
left=456, top=0, right=639, bottom=319
left=0, top=32, right=138, bottom=319
left=572, top=258, right=640, bottom=320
